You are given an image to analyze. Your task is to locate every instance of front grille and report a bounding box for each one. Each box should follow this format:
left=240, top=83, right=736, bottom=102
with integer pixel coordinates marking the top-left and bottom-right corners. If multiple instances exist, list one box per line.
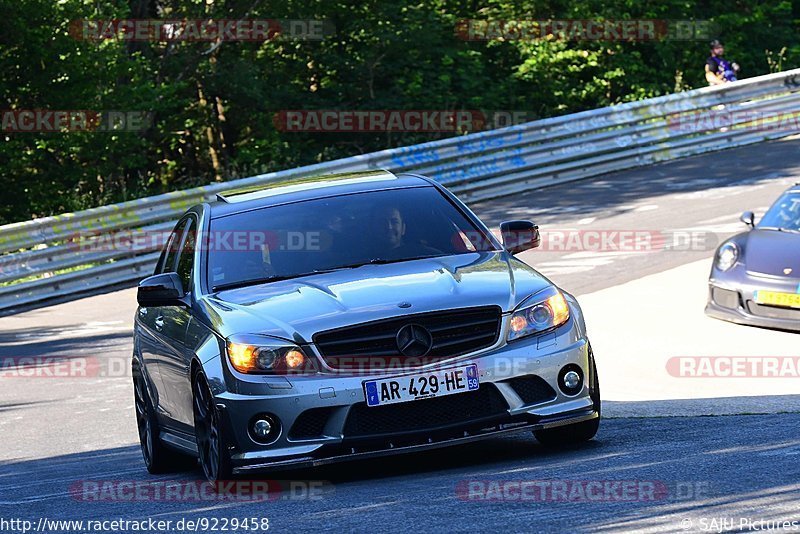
left=505, top=375, right=557, bottom=405
left=313, top=306, right=501, bottom=370
left=747, top=301, right=800, bottom=320
left=289, top=407, right=336, bottom=440
left=342, top=384, right=509, bottom=439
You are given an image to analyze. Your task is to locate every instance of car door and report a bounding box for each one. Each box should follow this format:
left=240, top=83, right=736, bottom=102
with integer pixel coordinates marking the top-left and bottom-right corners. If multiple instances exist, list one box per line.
left=156, top=216, right=198, bottom=430
left=136, top=218, right=188, bottom=416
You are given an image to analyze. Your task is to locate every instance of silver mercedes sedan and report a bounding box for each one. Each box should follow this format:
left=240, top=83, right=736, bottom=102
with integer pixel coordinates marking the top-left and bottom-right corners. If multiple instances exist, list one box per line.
left=132, top=170, right=600, bottom=482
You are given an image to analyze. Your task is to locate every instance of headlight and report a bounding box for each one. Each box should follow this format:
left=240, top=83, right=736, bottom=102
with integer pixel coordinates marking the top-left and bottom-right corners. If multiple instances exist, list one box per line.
left=507, top=286, right=570, bottom=341
left=715, top=242, right=738, bottom=271
left=226, top=334, right=315, bottom=374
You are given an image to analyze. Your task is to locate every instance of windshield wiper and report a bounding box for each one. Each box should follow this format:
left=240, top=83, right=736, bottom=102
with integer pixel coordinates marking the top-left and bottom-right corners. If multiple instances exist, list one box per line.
left=212, top=275, right=301, bottom=292
left=311, top=255, right=444, bottom=274
left=213, top=255, right=447, bottom=291
left=759, top=226, right=800, bottom=233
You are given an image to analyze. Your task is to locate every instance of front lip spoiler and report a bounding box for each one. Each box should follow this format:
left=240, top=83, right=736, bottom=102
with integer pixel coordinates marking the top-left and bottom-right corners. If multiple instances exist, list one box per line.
left=705, top=299, right=800, bottom=333
left=231, top=408, right=599, bottom=475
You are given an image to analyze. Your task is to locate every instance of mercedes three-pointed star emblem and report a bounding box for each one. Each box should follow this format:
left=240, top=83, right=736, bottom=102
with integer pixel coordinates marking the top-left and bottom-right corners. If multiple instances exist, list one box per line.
left=395, top=323, right=433, bottom=358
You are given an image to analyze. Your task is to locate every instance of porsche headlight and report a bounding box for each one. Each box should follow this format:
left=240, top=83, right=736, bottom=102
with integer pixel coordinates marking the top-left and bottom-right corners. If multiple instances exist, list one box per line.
left=226, top=334, right=315, bottom=374
left=507, top=287, right=570, bottom=341
left=715, top=242, right=738, bottom=271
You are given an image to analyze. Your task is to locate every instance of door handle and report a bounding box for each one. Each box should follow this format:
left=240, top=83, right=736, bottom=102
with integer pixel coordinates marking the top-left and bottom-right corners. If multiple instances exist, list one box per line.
left=138, top=308, right=148, bottom=317
left=154, top=316, right=164, bottom=331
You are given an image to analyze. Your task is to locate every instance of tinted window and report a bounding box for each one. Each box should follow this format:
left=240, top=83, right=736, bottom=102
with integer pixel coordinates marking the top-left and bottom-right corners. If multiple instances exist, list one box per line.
left=159, top=218, right=189, bottom=274
left=207, top=187, right=495, bottom=289
left=176, top=219, right=197, bottom=291
left=759, top=192, right=800, bottom=231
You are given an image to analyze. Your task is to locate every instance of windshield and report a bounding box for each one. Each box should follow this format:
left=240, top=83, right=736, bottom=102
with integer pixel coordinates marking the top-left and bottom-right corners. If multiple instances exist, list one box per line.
left=757, top=191, right=800, bottom=231
left=206, top=187, right=496, bottom=290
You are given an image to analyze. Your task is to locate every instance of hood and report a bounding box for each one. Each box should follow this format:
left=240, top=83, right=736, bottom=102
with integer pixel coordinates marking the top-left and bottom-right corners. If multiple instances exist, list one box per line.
left=743, top=229, right=800, bottom=277
left=200, top=252, right=552, bottom=342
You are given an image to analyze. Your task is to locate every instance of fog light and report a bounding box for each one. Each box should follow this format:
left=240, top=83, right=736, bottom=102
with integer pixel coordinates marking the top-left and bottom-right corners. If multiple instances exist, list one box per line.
left=248, top=414, right=280, bottom=444
left=558, top=364, right=584, bottom=396
left=253, top=419, right=272, bottom=439
left=563, top=370, right=580, bottom=390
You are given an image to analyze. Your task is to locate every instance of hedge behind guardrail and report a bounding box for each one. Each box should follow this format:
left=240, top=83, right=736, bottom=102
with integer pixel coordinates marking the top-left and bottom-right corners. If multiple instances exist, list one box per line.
left=1, top=68, right=799, bottom=313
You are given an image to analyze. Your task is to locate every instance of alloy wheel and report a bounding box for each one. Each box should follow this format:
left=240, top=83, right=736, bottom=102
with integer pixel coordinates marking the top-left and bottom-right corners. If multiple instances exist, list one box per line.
left=134, top=371, right=153, bottom=468
left=193, top=375, right=221, bottom=481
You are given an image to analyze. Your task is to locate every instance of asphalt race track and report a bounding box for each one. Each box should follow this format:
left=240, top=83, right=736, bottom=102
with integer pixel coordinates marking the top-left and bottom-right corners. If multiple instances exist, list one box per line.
left=1, top=136, right=799, bottom=533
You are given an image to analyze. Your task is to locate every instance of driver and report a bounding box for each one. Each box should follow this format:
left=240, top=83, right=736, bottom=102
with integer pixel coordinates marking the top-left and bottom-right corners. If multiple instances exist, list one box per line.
left=370, top=205, right=441, bottom=258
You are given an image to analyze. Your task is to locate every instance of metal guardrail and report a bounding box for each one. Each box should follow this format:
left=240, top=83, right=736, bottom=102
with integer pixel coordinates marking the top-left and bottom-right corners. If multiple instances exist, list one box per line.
left=2, top=68, right=800, bottom=313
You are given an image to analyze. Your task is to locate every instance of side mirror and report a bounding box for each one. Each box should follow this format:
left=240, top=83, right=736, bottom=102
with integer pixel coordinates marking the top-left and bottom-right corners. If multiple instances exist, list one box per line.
left=500, top=220, right=540, bottom=254
left=137, top=273, right=186, bottom=307
left=740, top=211, right=755, bottom=228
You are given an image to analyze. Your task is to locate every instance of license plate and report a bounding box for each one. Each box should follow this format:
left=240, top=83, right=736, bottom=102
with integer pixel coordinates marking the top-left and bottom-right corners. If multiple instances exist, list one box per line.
left=363, top=364, right=479, bottom=407
left=754, top=290, right=800, bottom=309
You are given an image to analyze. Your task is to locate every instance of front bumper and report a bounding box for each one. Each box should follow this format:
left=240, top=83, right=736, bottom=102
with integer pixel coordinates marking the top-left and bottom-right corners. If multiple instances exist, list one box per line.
left=213, top=318, right=598, bottom=473
left=231, top=409, right=598, bottom=474
left=705, top=278, right=800, bottom=333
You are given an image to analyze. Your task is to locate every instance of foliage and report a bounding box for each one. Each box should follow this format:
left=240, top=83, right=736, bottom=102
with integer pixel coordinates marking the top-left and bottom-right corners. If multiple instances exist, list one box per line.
left=1, top=0, right=797, bottom=223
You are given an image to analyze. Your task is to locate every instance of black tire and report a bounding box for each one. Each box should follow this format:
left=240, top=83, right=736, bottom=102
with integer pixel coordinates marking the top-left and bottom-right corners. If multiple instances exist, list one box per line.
left=534, top=349, right=601, bottom=446
left=133, top=363, right=194, bottom=473
left=193, top=372, right=233, bottom=482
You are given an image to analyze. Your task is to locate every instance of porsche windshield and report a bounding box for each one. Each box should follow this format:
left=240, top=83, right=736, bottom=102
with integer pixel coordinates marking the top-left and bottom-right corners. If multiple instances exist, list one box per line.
left=758, top=191, right=800, bottom=231
left=207, top=187, right=496, bottom=290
